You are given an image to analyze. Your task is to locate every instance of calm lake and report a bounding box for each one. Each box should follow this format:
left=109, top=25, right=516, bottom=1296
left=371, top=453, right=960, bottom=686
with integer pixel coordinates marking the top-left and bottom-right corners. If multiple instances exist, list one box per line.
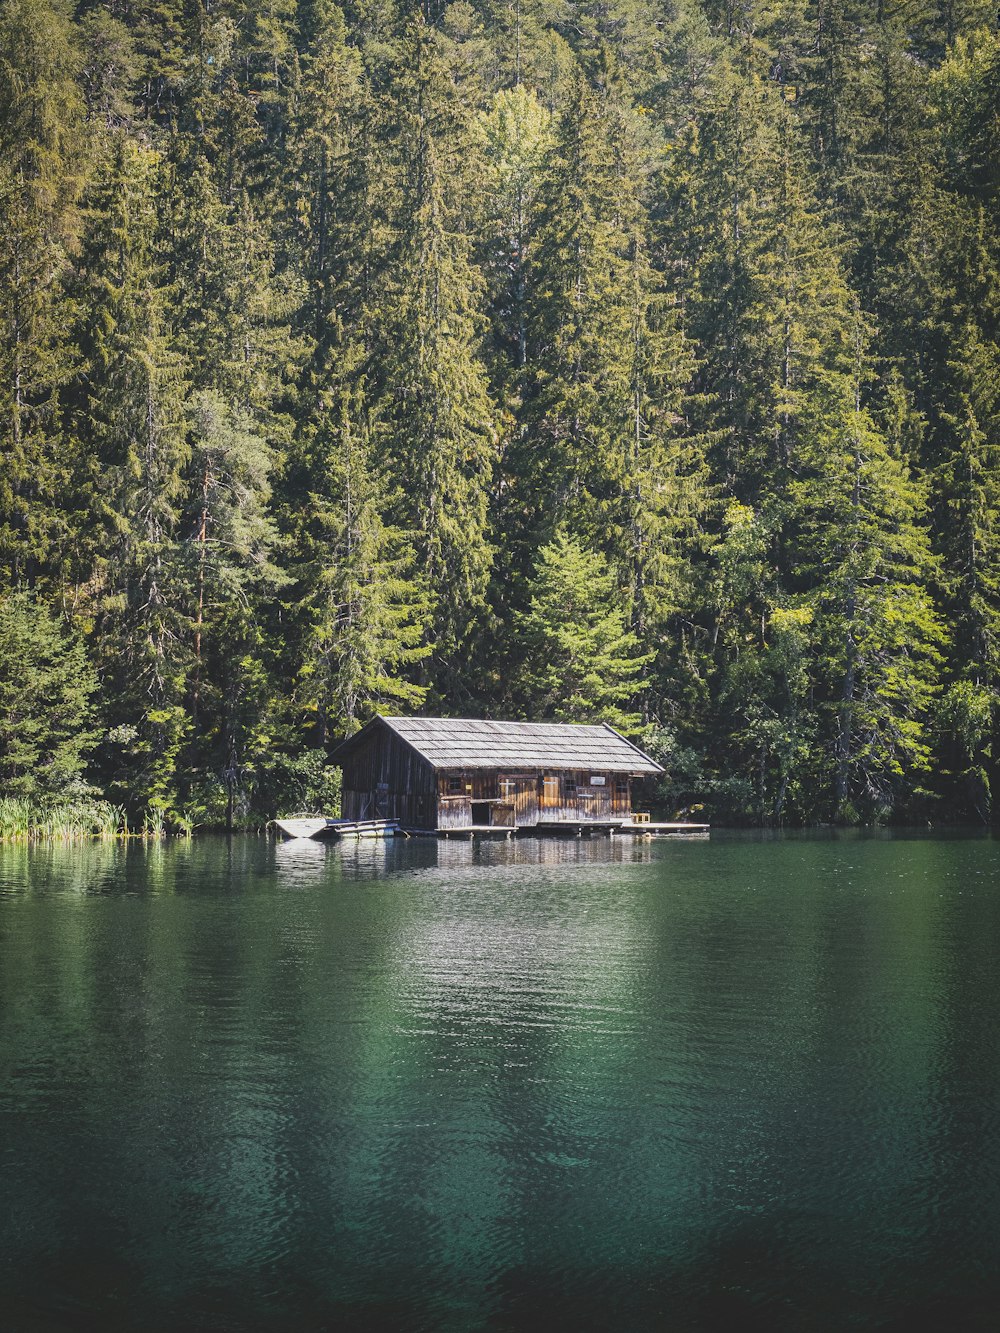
left=2, top=832, right=1000, bottom=1331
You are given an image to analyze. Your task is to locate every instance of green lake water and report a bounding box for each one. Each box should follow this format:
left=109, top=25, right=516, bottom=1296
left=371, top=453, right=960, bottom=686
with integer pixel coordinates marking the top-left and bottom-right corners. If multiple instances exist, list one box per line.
left=2, top=832, right=999, bottom=1331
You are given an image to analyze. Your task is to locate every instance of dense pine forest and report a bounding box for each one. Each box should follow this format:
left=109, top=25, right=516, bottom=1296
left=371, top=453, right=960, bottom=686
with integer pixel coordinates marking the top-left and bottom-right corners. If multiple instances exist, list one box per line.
left=1, top=0, right=999, bottom=831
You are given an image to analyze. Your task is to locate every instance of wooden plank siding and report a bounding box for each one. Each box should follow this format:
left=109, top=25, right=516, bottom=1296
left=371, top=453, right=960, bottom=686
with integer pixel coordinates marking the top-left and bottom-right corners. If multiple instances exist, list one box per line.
left=341, top=728, right=437, bottom=828
left=498, top=774, right=537, bottom=825
left=535, top=770, right=631, bottom=824
left=434, top=770, right=535, bottom=829
left=433, top=769, right=632, bottom=828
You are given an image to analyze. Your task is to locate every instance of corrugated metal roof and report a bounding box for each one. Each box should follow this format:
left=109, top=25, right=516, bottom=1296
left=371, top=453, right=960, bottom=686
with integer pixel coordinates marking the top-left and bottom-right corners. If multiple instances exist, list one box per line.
left=360, top=716, right=663, bottom=774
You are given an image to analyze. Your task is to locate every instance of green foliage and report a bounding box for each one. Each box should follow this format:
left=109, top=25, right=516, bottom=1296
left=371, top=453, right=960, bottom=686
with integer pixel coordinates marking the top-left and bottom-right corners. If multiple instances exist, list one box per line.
left=523, top=75, right=642, bottom=537
left=184, top=388, right=288, bottom=752
left=478, top=84, right=552, bottom=385
left=0, top=0, right=86, bottom=588
left=516, top=528, right=651, bottom=731
left=297, top=396, right=432, bottom=739
left=0, top=592, right=99, bottom=800
left=258, top=748, right=343, bottom=821
left=0, top=0, right=998, bottom=826
left=791, top=389, right=947, bottom=818
left=71, top=134, right=192, bottom=823
left=0, top=796, right=127, bottom=842
left=373, top=19, right=497, bottom=683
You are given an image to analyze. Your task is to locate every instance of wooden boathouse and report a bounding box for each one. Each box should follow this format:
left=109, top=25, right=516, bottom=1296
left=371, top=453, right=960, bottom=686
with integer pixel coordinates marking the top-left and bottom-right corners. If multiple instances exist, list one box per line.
left=331, top=716, right=664, bottom=833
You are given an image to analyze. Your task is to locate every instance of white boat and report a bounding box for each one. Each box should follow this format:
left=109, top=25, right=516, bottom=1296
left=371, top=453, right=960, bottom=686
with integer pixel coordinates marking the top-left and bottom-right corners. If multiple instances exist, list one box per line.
left=273, top=816, right=400, bottom=841
left=273, top=816, right=333, bottom=840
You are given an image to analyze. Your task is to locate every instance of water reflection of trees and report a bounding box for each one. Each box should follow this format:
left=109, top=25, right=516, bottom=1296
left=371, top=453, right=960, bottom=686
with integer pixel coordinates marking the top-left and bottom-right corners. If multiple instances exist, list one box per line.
left=4, top=836, right=998, bottom=1329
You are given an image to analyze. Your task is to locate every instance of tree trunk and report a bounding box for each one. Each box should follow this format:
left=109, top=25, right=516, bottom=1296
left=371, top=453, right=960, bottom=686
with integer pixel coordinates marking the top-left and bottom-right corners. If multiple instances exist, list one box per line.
left=192, top=462, right=210, bottom=720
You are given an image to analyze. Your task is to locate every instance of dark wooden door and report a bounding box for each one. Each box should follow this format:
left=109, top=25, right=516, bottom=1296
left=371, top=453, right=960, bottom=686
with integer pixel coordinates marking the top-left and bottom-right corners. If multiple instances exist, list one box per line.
left=374, top=782, right=389, bottom=818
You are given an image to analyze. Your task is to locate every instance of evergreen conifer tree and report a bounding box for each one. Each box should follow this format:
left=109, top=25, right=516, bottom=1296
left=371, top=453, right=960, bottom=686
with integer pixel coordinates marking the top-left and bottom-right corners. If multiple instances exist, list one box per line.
left=298, top=393, right=431, bottom=741
left=478, top=83, right=551, bottom=396
left=516, top=527, right=651, bottom=731
left=0, top=591, right=99, bottom=800
left=522, top=74, right=638, bottom=540
left=73, top=135, right=191, bottom=824
left=179, top=390, right=290, bottom=823
left=0, top=0, right=86, bottom=588
left=930, top=322, right=1000, bottom=817
left=374, top=18, right=496, bottom=694
left=520, top=69, right=708, bottom=645
left=790, top=336, right=946, bottom=819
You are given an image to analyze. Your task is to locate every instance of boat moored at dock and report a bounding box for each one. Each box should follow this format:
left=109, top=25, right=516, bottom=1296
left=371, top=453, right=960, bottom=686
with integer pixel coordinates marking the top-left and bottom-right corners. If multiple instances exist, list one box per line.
left=273, top=816, right=400, bottom=841
left=274, top=815, right=709, bottom=841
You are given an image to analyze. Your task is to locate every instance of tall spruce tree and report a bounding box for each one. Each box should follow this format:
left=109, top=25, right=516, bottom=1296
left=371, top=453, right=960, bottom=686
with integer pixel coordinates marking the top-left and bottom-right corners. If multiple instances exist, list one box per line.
left=298, top=392, right=431, bottom=742
left=516, top=527, right=651, bottom=731
left=929, top=321, right=1000, bottom=817
left=521, top=68, right=705, bottom=629
left=663, top=51, right=785, bottom=499
left=522, top=73, right=638, bottom=543
left=374, top=18, right=496, bottom=697
left=0, top=0, right=86, bottom=589
left=181, top=390, right=289, bottom=823
left=74, top=135, right=191, bottom=824
left=478, top=83, right=551, bottom=398
left=282, top=0, right=368, bottom=391
left=0, top=591, right=99, bottom=800
left=790, top=331, right=946, bottom=820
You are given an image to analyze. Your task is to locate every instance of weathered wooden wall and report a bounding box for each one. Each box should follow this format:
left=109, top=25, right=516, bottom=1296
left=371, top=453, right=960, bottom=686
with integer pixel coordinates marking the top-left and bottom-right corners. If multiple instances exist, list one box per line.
left=341, top=729, right=437, bottom=828
left=435, top=769, right=632, bottom=828
left=534, top=771, right=631, bottom=824
left=435, top=770, right=513, bottom=828
left=498, top=773, right=538, bottom=825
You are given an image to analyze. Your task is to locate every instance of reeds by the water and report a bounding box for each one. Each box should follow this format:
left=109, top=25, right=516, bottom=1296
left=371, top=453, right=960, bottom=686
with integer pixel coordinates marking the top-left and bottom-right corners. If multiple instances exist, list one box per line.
left=0, top=797, right=128, bottom=842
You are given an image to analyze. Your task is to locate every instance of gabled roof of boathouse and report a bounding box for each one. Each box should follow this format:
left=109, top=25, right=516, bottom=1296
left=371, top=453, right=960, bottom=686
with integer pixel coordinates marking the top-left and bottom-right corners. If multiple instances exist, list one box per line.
left=333, top=716, right=664, bottom=775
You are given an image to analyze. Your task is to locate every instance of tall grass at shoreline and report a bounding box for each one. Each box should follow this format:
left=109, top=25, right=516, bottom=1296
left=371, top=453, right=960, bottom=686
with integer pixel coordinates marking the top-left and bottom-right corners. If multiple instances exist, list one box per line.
left=0, top=798, right=128, bottom=843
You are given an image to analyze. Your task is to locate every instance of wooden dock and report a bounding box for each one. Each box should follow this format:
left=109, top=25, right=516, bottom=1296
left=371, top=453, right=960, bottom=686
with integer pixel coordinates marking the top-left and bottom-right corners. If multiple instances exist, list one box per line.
left=275, top=815, right=708, bottom=842
left=617, top=821, right=710, bottom=838
left=535, top=819, right=710, bottom=838
left=438, top=825, right=517, bottom=839
left=535, top=819, right=622, bottom=836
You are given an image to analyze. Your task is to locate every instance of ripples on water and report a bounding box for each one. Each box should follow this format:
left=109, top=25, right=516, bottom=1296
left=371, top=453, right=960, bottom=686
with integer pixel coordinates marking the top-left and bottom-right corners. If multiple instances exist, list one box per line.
left=2, top=832, right=1000, bottom=1331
